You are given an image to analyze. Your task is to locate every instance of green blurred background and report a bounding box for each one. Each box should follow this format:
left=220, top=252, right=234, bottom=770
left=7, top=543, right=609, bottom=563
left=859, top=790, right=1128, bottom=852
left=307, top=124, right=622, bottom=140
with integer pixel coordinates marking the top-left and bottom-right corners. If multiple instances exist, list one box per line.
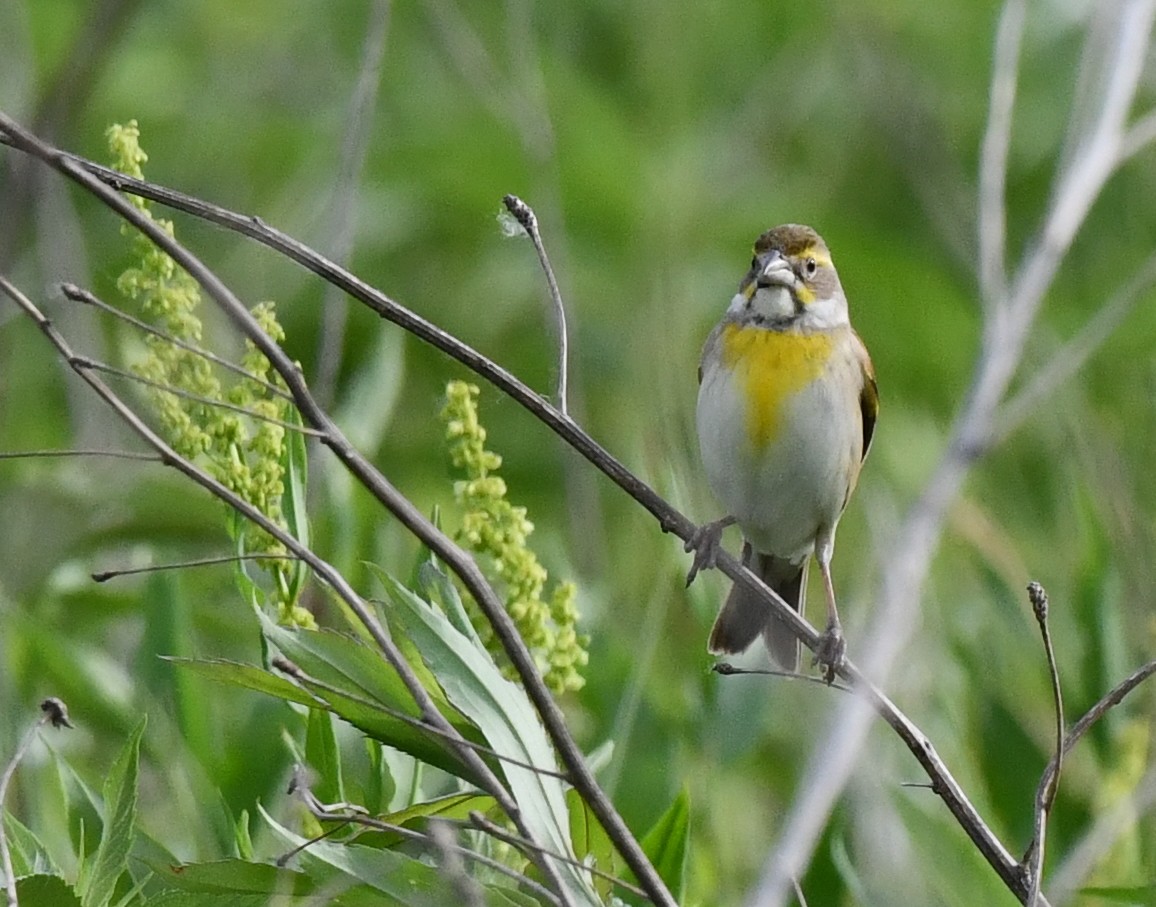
left=2, top=0, right=1155, bottom=904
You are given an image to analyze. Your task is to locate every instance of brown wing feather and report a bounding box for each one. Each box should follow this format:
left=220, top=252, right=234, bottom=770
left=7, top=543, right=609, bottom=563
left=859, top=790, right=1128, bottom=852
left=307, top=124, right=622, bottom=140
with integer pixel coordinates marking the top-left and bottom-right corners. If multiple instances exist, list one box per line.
left=856, top=330, right=878, bottom=460
left=697, top=322, right=725, bottom=386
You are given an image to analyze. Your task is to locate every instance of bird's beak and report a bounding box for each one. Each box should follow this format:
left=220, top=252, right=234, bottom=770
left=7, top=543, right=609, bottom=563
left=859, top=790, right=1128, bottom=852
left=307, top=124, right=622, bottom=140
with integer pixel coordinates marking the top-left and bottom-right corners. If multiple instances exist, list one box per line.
left=755, top=251, right=795, bottom=289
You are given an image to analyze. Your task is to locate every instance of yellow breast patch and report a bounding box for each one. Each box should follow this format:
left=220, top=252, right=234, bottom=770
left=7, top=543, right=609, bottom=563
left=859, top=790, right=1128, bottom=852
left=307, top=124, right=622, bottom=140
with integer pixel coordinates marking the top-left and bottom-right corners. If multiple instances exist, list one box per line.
left=720, top=323, right=833, bottom=449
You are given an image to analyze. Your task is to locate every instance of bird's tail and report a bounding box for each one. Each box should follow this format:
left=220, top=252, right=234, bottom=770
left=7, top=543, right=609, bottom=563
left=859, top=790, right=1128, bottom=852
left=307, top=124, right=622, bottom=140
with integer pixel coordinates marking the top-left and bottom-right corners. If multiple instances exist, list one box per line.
left=707, top=548, right=807, bottom=671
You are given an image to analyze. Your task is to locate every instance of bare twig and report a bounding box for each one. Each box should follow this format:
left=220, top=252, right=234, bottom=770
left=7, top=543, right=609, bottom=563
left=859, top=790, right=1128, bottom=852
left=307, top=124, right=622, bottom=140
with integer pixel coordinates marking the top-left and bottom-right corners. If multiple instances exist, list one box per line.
left=91, top=552, right=297, bottom=583
left=0, top=449, right=159, bottom=462
left=1023, top=581, right=1063, bottom=907
left=712, top=662, right=852, bottom=693
left=0, top=700, right=73, bottom=907
left=502, top=194, right=569, bottom=415
left=467, top=811, right=648, bottom=900
left=1038, top=658, right=1156, bottom=808
left=64, top=283, right=293, bottom=401
left=1030, top=582, right=1064, bottom=815
left=69, top=356, right=324, bottom=438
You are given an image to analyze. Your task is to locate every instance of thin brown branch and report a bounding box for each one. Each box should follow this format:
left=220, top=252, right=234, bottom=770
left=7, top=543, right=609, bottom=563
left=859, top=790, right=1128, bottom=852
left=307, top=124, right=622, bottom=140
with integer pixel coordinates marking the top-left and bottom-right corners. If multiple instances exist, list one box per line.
left=1023, top=581, right=1063, bottom=907
left=712, top=662, right=853, bottom=693
left=91, top=552, right=297, bottom=583
left=63, top=282, right=294, bottom=402
left=1023, top=657, right=1156, bottom=905
left=467, top=811, right=648, bottom=900
left=0, top=449, right=159, bottom=462
left=1030, top=582, right=1064, bottom=815
left=1036, top=658, right=1156, bottom=813
left=503, top=194, right=569, bottom=415
left=70, top=356, right=324, bottom=438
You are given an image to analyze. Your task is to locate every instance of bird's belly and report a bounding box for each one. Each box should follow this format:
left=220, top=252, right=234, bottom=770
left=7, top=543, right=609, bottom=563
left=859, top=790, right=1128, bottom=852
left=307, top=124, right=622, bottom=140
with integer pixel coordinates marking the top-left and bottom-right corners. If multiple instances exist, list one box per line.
left=696, top=351, right=861, bottom=560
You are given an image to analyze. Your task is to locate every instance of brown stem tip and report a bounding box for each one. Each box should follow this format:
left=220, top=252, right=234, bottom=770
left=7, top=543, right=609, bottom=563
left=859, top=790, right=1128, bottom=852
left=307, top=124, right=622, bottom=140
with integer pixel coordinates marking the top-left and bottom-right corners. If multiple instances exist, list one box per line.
left=1027, top=581, right=1049, bottom=622
left=40, top=697, right=73, bottom=729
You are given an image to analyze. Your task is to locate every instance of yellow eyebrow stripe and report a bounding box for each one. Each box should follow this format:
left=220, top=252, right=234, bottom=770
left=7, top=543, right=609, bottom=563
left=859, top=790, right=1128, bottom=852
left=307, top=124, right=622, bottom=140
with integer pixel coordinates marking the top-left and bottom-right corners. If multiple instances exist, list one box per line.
left=721, top=324, right=832, bottom=449
left=798, top=245, right=832, bottom=269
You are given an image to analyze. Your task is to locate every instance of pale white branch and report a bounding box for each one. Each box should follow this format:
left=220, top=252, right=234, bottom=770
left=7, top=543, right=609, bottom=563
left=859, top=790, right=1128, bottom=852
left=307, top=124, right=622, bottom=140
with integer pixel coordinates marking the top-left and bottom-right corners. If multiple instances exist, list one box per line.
left=979, top=0, right=1027, bottom=308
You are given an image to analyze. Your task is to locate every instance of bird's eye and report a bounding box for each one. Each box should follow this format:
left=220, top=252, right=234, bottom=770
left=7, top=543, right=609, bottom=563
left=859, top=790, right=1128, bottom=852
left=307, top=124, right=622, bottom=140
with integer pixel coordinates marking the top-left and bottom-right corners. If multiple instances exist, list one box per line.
left=751, top=256, right=759, bottom=271
left=804, top=257, right=818, bottom=277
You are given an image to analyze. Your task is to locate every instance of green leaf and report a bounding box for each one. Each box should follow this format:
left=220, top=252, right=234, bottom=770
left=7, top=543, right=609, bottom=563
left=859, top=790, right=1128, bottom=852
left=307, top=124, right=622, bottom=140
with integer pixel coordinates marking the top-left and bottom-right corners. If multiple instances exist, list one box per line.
left=566, top=788, right=619, bottom=901
left=1078, top=885, right=1156, bottom=904
left=257, top=805, right=469, bottom=906
left=351, top=792, right=497, bottom=851
left=166, top=657, right=318, bottom=708
left=418, top=559, right=482, bottom=647
left=282, top=405, right=311, bottom=605
left=146, top=858, right=317, bottom=894
left=80, top=716, right=145, bottom=907
left=361, top=740, right=393, bottom=817
left=257, top=614, right=489, bottom=785
left=234, top=809, right=254, bottom=861
left=378, top=573, right=600, bottom=906
left=15, top=874, right=82, bottom=907
left=306, top=708, right=344, bottom=807
left=2, top=811, right=60, bottom=877
left=637, top=786, right=690, bottom=901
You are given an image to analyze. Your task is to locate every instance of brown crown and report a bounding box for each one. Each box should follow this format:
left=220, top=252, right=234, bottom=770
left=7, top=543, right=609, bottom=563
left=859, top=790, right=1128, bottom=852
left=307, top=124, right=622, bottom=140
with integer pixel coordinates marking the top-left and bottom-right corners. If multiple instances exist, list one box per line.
left=753, top=224, right=828, bottom=258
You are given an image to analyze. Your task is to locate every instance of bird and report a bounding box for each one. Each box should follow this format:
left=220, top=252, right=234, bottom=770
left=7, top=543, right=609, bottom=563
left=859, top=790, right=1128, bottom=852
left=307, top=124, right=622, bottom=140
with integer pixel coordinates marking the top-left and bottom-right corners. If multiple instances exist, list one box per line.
left=687, top=224, right=877, bottom=681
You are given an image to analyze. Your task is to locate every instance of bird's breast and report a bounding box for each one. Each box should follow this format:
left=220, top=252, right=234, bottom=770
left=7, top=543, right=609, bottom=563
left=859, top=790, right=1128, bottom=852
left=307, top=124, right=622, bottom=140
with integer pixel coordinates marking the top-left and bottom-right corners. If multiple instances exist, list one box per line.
left=718, top=323, right=834, bottom=451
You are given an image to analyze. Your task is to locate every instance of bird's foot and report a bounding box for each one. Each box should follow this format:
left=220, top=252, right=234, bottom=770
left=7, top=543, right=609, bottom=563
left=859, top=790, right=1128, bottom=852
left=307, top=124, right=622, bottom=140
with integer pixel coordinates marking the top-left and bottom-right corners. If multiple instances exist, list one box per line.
left=812, top=619, right=846, bottom=685
left=684, top=516, right=735, bottom=586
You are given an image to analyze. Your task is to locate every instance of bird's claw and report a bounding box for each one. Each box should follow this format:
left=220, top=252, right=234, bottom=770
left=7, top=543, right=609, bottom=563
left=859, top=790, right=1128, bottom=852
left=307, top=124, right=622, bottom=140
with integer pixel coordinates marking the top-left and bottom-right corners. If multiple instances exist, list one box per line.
left=812, top=620, right=846, bottom=685
left=684, top=518, right=733, bottom=586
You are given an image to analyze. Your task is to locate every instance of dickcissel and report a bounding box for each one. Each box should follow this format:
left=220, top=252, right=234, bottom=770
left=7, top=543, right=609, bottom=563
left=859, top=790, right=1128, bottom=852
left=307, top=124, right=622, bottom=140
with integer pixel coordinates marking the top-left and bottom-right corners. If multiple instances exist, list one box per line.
left=687, top=224, right=877, bottom=680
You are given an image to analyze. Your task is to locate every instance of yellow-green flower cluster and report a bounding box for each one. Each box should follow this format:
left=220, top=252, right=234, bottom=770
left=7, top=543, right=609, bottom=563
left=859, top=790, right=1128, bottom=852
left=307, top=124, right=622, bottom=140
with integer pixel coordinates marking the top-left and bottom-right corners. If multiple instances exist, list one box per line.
left=108, top=121, right=312, bottom=629
left=441, top=381, right=588, bottom=693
